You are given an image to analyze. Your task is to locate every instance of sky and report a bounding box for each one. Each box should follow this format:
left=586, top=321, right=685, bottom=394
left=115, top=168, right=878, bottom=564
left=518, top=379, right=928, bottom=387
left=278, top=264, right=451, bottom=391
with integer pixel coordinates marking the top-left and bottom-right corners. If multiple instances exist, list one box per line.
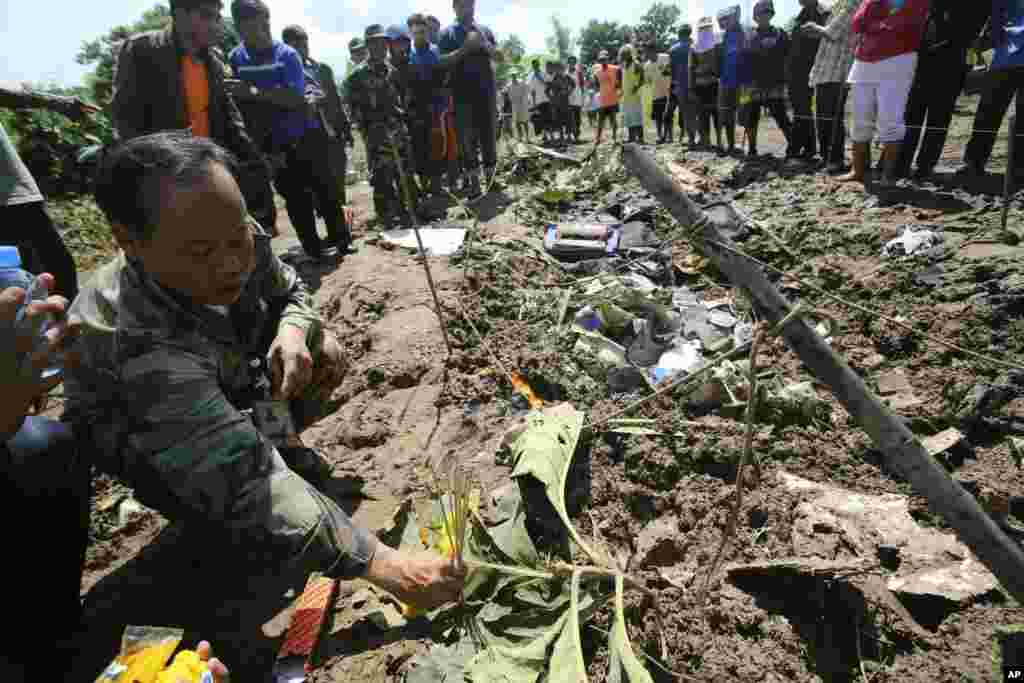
left=0, top=0, right=803, bottom=89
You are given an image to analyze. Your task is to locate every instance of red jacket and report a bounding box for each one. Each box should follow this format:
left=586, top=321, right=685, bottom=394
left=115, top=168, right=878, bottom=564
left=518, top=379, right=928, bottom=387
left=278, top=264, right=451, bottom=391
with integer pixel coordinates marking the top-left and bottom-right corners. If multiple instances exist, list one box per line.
left=852, top=0, right=931, bottom=63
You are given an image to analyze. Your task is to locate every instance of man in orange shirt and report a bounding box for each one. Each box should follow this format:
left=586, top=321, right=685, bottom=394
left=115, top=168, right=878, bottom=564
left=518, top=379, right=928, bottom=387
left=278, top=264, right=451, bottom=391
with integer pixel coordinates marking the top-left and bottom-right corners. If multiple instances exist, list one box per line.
left=112, top=0, right=277, bottom=234
left=592, top=49, right=622, bottom=144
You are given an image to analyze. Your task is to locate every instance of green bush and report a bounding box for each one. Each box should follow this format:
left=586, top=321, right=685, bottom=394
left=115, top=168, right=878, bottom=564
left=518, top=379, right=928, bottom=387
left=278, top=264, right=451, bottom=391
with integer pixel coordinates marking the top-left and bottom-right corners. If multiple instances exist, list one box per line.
left=2, top=86, right=113, bottom=198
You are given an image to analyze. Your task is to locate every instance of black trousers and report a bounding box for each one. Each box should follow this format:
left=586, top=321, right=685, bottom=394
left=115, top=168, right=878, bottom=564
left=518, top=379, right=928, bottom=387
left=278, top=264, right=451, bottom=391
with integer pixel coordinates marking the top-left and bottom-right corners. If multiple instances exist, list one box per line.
left=746, top=98, right=791, bottom=149
left=1, top=201, right=78, bottom=301
left=897, top=46, right=969, bottom=174
left=815, top=82, right=849, bottom=166
left=664, top=90, right=678, bottom=134
left=0, top=418, right=91, bottom=678
left=274, top=128, right=349, bottom=257
left=964, top=66, right=1024, bottom=173
left=569, top=106, right=582, bottom=139
left=789, top=69, right=816, bottom=157
left=693, top=84, right=719, bottom=141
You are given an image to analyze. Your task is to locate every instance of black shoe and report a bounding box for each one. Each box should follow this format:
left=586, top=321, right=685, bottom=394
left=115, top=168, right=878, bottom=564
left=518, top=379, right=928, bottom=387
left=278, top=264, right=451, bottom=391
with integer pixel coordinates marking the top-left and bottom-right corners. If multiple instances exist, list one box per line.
left=955, top=162, right=985, bottom=177
left=912, top=167, right=933, bottom=181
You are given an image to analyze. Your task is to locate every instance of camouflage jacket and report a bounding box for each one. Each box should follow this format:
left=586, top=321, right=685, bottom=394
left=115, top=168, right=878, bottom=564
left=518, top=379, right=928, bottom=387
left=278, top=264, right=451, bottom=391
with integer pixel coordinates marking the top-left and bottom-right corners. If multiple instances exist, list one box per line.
left=63, top=223, right=376, bottom=578
left=64, top=221, right=320, bottom=515
left=343, top=60, right=405, bottom=135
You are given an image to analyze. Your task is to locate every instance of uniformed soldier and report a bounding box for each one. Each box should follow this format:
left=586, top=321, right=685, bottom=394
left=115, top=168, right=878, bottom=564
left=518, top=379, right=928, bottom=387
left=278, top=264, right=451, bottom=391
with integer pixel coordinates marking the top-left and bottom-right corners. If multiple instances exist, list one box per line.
left=65, top=133, right=464, bottom=619
left=344, top=24, right=417, bottom=227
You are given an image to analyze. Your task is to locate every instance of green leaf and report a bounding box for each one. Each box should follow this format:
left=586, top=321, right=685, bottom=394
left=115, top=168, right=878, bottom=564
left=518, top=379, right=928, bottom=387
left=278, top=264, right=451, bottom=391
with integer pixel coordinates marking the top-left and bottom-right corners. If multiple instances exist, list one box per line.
left=607, top=576, right=655, bottom=683
left=404, top=641, right=477, bottom=683
left=510, top=405, right=601, bottom=564
left=465, top=573, right=593, bottom=683
left=547, top=570, right=589, bottom=683
left=537, top=189, right=574, bottom=205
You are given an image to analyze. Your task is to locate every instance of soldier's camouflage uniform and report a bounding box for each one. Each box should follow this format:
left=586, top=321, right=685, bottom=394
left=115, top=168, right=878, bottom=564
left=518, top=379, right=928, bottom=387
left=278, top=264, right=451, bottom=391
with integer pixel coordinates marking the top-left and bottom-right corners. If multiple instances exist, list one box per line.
left=63, top=220, right=373, bottom=578
left=343, top=59, right=416, bottom=224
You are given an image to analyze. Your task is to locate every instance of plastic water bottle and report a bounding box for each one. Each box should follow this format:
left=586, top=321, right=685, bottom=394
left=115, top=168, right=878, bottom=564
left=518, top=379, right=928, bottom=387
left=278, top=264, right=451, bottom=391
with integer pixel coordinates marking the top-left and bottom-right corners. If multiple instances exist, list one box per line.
left=0, top=246, right=61, bottom=381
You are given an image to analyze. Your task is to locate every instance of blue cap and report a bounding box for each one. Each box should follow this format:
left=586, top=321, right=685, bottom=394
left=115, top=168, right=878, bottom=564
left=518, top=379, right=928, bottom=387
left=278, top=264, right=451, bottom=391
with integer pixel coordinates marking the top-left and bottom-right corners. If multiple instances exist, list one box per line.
left=0, top=246, right=22, bottom=269
left=386, top=24, right=410, bottom=42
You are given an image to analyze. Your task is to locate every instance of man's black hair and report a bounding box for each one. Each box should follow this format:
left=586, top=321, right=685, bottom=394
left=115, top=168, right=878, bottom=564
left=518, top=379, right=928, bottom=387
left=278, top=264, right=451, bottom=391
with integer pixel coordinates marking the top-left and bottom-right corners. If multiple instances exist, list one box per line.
left=282, top=25, right=308, bottom=43
left=95, top=132, right=239, bottom=241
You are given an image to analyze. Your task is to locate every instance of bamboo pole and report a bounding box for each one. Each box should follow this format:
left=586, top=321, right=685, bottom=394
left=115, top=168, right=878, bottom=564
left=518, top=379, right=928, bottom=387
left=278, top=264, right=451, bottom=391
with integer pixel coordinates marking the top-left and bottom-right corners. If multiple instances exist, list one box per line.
left=620, top=143, right=1024, bottom=603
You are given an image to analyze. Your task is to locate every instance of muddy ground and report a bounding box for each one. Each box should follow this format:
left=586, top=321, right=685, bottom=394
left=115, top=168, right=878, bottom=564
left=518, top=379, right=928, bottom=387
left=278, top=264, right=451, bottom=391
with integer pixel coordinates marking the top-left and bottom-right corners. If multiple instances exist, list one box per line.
left=67, top=99, right=1024, bottom=682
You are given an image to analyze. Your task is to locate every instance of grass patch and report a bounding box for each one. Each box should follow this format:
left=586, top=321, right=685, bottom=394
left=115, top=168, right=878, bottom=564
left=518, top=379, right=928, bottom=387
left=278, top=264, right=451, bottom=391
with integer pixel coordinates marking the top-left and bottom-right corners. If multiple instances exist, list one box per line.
left=48, top=195, right=117, bottom=272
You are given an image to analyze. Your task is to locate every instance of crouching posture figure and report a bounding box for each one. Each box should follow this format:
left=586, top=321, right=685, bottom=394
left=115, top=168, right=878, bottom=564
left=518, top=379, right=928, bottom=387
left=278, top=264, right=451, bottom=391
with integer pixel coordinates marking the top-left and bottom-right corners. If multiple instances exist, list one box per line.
left=65, top=132, right=463, bottom=610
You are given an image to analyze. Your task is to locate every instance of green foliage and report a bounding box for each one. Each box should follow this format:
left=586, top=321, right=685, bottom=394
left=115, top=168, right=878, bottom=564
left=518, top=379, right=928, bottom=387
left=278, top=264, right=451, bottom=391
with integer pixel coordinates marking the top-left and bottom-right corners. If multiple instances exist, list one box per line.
left=546, top=16, right=576, bottom=62
left=636, top=2, right=681, bottom=53
left=76, top=4, right=173, bottom=105
left=577, top=20, right=629, bottom=66
left=2, top=83, right=113, bottom=197
left=500, top=34, right=526, bottom=64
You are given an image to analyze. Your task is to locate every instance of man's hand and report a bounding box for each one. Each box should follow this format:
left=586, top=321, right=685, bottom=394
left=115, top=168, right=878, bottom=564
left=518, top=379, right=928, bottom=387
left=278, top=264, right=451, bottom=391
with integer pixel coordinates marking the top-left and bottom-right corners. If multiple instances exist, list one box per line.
left=0, top=276, right=81, bottom=439
left=268, top=324, right=313, bottom=400
left=194, top=641, right=229, bottom=683
left=365, top=544, right=466, bottom=611
left=801, top=23, right=828, bottom=39
left=166, top=641, right=228, bottom=683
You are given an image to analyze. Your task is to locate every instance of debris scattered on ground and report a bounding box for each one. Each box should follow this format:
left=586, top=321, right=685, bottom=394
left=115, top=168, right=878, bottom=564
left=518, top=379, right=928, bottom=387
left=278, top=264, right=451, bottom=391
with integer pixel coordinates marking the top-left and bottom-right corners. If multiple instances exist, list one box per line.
left=378, top=227, right=467, bottom=256
left=882, top=225, right=944, bottom=258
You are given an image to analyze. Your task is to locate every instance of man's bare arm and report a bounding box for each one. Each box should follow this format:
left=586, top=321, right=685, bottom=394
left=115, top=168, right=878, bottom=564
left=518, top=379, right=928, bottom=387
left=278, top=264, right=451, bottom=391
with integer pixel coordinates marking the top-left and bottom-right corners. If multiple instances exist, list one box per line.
left=0, top=86, right=98, bottom=121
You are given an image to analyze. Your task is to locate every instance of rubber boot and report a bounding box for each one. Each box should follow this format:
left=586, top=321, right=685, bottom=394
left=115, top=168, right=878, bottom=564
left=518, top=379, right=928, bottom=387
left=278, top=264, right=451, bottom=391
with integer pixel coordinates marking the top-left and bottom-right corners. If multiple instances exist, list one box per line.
left=746, top=127, right=758, bottom=158
left=725, top=125, right=736, bottom=155
left=838, top=142, right=869, bottom=184
left=876, top=142, right=903, bottom=188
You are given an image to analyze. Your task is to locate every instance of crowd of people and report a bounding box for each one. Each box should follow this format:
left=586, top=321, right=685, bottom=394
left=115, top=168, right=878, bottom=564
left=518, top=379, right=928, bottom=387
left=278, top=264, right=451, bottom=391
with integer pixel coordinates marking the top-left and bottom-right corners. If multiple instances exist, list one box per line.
left=498, top=0, right=1004, bottom=190
left=4, top=0, right=1024, bottom=679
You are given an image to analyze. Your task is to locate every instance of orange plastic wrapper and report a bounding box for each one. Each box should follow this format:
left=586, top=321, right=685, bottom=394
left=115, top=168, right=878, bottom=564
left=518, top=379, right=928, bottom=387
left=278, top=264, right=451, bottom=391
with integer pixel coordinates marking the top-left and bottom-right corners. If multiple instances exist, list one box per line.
left=94, top=626, right=183, bottom=683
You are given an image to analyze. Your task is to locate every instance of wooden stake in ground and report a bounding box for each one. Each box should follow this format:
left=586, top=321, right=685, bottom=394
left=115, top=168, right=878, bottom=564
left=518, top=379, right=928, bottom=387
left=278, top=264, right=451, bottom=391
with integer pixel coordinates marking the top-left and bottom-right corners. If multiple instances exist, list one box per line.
left=386, top=131, right=453, bottom=356
left=620, top=143, right=1024, bottom=604
left=1003, top=114, right=1017, bottom=234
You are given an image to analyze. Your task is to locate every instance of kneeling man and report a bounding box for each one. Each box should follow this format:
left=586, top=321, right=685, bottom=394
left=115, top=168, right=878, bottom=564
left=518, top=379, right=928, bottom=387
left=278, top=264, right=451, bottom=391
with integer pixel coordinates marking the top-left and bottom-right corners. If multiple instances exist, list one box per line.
left=65, top=132, right=462, bottom=608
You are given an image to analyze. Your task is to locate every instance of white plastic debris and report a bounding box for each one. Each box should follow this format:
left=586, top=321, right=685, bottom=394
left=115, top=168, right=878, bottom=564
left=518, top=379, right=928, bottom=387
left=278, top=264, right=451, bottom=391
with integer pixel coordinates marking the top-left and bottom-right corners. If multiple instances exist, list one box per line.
left=672, top=286, right=700, bottom=308
left=379, top=228, right=466, bottom=256
left=882, top=226, right=942, bottom=258
left=708, top=309, right=738, bottom=328
left=733, top=321, right=754, bottom=347
left=650, top=340, right=704, bottom=384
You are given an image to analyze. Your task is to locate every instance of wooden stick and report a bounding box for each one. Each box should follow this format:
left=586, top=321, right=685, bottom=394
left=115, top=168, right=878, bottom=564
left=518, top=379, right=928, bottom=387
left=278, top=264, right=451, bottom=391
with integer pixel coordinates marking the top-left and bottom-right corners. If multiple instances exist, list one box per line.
left=620, top=143, right=1024, bottom=604
left=387, top=132, right=453, bottom=356
left=1002, top=114, right=1017, bottom=234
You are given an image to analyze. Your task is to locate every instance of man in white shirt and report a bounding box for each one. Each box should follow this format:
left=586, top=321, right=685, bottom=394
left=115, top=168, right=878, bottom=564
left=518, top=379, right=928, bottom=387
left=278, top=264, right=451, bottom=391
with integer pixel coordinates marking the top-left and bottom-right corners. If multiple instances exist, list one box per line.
left=644, top=45, right=673, bottom=144
left=527, top=58, right=551, bottom=143
left=506, top=72, right=531, bottom=141
left=567, top=56, right=585, bottom=142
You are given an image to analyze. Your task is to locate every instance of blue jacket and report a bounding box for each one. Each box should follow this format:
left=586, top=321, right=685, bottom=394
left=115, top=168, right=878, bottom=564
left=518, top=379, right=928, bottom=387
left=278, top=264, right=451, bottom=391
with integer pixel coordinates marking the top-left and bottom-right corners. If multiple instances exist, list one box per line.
left=992, top=0, right=1024, bottom=70
left=669, top=39, right=691, bottom=92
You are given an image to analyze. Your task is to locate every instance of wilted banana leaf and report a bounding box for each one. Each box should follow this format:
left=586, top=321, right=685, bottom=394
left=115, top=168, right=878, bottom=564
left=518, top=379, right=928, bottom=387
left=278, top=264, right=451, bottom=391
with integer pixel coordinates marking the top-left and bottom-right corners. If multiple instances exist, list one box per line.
left=509, top=405, right=600, bottom=563
left=607, top=575, right=654, bottom=683
left=465, top=571, right=592, bottom=683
